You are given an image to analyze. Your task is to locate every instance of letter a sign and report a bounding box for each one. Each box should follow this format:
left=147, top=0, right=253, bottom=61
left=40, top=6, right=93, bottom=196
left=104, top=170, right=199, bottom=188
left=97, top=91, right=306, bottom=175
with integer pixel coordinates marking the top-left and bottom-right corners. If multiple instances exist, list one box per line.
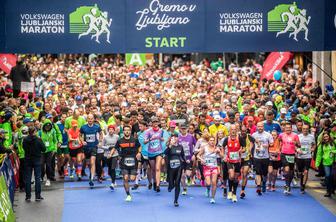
left=126, top=53, right=146, bottom=66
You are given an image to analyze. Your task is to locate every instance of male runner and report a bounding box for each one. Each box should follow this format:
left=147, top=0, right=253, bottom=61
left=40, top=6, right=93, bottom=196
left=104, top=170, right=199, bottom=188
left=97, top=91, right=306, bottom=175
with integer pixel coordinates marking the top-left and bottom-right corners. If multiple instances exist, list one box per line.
left=115, top=125, right=141, bottom=201
left=80, top=114, right=103, bottom=188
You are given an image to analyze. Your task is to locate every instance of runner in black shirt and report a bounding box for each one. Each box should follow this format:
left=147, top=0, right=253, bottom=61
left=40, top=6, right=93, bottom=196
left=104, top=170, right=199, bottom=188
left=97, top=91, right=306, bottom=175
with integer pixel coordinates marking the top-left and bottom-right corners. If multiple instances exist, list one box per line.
left=114, top=125, right=141, bottom=202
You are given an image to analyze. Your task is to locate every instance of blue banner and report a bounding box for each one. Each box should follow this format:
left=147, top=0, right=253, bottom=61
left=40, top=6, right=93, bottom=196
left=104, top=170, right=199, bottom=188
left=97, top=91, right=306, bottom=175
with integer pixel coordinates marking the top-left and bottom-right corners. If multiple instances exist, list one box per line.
left=0, top=0, right=335, bottom=53
left=324, top=0, right=336, bottom=50
left=0, top=158, right=15, bottom=205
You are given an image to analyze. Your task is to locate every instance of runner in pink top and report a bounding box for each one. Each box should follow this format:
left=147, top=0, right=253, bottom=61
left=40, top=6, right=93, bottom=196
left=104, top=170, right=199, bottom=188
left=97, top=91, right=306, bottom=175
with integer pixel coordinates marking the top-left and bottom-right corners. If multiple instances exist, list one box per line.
left=279, top=130, right=300, bottom=154
left=279, top=122, right=301, bottom=195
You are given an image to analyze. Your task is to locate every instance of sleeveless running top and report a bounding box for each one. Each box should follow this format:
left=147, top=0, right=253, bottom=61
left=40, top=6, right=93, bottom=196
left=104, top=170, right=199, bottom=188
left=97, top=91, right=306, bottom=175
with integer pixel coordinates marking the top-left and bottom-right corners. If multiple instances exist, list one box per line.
left=203, top=145, right=218, bottom=167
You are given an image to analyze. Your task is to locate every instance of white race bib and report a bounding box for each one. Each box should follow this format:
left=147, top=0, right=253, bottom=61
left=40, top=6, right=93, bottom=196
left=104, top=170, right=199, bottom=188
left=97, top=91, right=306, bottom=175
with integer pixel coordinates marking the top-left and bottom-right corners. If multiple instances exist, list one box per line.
left=170, top=159, right=181, bottom=169
left=229, top=151, right=240, bottom=160
left=86, top=134, right=96, bottom=143
left=124, top=157, right=135, bottom=167
left=45, top=141, right=50, bottom=147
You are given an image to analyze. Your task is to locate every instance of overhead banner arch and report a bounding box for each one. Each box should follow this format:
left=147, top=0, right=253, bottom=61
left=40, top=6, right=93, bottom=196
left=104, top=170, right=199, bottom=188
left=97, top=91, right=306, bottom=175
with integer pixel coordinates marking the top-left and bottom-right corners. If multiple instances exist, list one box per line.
left=0, top=0, right=335, bottom=53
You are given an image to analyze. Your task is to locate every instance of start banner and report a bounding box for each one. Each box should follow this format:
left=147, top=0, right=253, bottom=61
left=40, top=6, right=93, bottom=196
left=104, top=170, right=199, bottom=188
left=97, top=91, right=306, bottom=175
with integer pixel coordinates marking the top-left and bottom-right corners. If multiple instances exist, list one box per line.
left=0, top=0, right=335, bottom=53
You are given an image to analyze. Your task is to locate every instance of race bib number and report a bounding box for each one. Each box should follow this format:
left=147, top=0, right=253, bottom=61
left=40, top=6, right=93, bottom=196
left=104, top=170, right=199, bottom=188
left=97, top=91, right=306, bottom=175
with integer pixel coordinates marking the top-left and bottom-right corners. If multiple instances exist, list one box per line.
left=124, top=157, right=135, bottom=167
left=170, top=159, right=181, bottom=169
left=45, top=141, right=50, bottom=147
left=86, top=134, right=96, bottom=143
left=181, top=142, right=191, bottom=156
left=229, top=151, right=240, bottom=160
left=205, top=158, right=216, bottom=165
left=301, top=147, right=309, bottom=154
left=285, top=155, right=295, bottom=163
left=257, top=147, right=265, bottom=157
left=72, top=140, right=79, bottom=147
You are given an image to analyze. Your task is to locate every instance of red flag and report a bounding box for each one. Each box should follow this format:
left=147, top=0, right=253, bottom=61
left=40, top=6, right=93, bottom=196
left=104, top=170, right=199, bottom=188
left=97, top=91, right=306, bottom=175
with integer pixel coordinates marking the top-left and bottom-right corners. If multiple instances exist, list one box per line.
left=261, top=52, right=293, bottom=80
left=0, top=54, right=17, bottom=74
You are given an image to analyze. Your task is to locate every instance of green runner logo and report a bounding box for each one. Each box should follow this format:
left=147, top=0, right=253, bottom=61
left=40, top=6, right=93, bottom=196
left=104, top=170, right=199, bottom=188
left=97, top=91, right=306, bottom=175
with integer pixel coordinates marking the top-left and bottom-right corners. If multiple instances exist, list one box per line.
left=69, top=4, right=112, bottom=44
left=268, top=2, right=311, bottom=41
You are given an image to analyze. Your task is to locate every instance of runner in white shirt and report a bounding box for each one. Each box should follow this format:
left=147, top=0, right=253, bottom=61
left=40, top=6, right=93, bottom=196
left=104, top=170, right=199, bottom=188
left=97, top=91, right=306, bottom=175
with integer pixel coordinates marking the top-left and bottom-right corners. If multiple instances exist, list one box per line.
left=297, top=124, right=316, bottom=194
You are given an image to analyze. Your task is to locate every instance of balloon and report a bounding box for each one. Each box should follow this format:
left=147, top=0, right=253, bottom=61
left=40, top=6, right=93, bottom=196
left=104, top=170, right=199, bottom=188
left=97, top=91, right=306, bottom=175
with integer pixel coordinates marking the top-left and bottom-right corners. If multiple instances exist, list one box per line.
left=273, top=70, right=282, bottom=81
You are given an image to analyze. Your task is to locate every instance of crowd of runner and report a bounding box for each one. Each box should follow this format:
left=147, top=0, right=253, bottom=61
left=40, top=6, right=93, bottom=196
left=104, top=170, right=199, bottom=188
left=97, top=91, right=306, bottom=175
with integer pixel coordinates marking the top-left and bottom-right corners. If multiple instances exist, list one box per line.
left=0, top=54, right=335, bottom=206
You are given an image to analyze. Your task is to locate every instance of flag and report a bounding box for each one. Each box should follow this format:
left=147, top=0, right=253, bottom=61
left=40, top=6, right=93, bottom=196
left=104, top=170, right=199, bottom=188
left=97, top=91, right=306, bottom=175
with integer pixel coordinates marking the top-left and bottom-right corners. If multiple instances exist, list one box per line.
left=0, top=54, right=17, bottom=74
left=261, top=52, right=293, bottom=80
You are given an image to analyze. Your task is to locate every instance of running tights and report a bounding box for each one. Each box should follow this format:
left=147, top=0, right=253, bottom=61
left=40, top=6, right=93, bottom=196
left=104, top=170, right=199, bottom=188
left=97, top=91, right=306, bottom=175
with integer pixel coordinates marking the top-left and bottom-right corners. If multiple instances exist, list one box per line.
left=168, top=167, right=183, bottom=202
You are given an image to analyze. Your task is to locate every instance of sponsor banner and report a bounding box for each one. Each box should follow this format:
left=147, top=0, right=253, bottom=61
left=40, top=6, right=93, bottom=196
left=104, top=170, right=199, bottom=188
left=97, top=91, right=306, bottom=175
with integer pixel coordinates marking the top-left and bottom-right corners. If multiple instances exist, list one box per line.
left=126, top=0, right=205, bottom=53
left=324, top=0, right=336, bottom=50
left=0, top=157, right=15, bottom=205
left=261, top=52, right=293, bottom=80
left=4, top=0, right=126, bottom=53
left=0, top=0, right=334, bottom=53
left=0, top=175, right=15, bottom=222
left=0, top=54, right=17, bottom=74
left=206, top=0, right=324, bottom=52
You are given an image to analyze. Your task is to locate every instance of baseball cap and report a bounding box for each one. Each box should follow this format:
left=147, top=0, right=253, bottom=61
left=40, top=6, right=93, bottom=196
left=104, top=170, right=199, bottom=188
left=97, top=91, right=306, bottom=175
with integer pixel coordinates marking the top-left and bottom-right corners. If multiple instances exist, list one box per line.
left=280, top=108, right=287, bottom=114
left=46, top=113, right=53, bottom=119
left=214, top=115, right=221, bottom=121
left=21, top=126, right=29, bottom=135
left=23, top=118, right=33, bottom=124
left=180, top=123, right=188, bottom=129
left=266, top=110, right=274, bottom=116
left=151, top=116, right=159, bottom=122
left=214, top=103, right=220, bottom=107
left=266, top=101, right=273, bottom=106
left=171, top=132, right=179, bottom=137
left=108, top=125, right=116, bottom=130
left=71, top=120, right=78, bottom=127
left=35, top=102, right=42, bottom=108
left=27, top=107, right=34, bottom=113
left=75, top=95, right=82, bottom=101
left=169, top=121, right=177, bottom=128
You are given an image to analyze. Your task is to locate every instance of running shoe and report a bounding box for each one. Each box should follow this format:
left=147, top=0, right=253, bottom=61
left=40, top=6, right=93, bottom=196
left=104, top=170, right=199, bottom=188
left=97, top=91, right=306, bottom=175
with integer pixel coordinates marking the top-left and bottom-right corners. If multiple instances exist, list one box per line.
left=64, top=168, right=69, bottom=177
left=89, top=180, right=94, bottom=188
left=148, top=183, right=153, bottom=190
left=205, top=189, right=210, bottom=198
left=156, top=186, right=160, bottom=193
left=240, top=190, right=245, bottom=199
left=35, top=196, right=44, bottom=201
left=300, top=188, right=305, bottom=194
left=98, top=177, right=103, bottom=183
left=125, top=195, right=132, bottom=202
left=271, top=185, right=276, bottom=192
left=283, top=186, right=289, bottom=195
left=267, top=184, right=271, bottom=191
left=70, top=174, right=74, bottom=179
left=324, top=193, right=331, bottom=197
left=174, top=201, right=179, bottom=207
left=256, top=188, right=262, bottom=196
left=232, top=194, right=237, bottom=203
left=292, top=178, right=298, bottom=187
left=182, top=189, right=187, bottom=195
left=227, top=192, right=233, bottom=200
left=77, top=175, right=82, bottom=181
left=45, top=179, right=51, bottom=187
left=210, top=198, right=215, bottom=204
left=110, top=183, right=115, bottom=191
left=132, top=184, right=139, bottom=190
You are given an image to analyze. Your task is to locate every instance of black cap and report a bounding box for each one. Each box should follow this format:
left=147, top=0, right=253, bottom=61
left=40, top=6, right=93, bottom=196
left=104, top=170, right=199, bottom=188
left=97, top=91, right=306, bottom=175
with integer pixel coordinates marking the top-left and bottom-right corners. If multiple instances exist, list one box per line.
left=171, top=132, right=179, bottom=137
